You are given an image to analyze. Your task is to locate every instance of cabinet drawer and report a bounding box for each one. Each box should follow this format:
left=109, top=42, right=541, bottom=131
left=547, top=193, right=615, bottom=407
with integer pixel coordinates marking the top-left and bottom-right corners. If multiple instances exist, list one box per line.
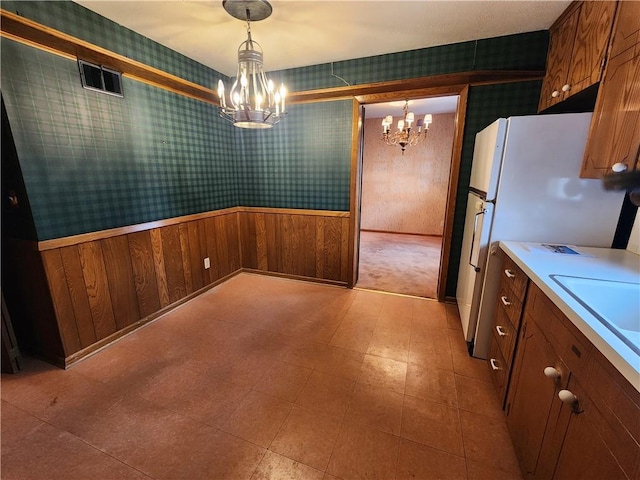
left=497, top=283, right=524, bottom=330
left=488, top=333, right=508, bottom=406
left=501, top=256, right=528, bottom=301
left=494, top=300, right=518, bottom=368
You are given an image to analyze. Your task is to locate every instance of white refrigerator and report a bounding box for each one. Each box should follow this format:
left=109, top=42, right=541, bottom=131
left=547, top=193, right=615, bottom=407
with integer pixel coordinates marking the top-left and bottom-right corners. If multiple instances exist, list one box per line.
left=456, top=112, right=625, bottom=359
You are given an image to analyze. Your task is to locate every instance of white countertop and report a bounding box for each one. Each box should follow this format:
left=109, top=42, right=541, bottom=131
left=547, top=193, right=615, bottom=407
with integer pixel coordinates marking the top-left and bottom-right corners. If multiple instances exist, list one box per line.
left=500, top=241, right=640, bottom=391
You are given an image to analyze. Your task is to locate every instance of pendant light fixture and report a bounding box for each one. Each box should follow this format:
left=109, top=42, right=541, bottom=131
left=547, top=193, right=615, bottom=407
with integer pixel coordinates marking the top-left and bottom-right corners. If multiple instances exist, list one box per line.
left=217, top=0, right=286, bottom=129
left=381, top=100, right=432, bottom=154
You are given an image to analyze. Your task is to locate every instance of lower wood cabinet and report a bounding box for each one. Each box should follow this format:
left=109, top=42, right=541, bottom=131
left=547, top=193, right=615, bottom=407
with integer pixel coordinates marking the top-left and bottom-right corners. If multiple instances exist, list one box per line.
left=550, top=376, right=629, bottom=480
left=491, top=251, right=640, bottom=480
left=505, top=313, right=568, bottom=477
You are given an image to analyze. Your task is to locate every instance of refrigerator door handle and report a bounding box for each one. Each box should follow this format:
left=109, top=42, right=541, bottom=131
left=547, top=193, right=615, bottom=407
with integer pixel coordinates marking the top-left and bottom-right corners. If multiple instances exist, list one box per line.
left=468, top=208, right=486, bottom=272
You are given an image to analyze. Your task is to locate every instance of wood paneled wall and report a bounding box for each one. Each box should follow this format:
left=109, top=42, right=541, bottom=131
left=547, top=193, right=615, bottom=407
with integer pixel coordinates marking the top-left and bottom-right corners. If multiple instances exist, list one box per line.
left=239, top=210, right=350, bottom=284
left=360, top=113, right=456, bottom=235
left=4, top=208, right=349, bottom=367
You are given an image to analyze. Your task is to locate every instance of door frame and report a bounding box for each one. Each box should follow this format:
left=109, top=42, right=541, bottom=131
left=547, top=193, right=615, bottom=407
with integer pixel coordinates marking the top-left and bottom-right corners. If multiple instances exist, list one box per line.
left=348, top=85, right=469, bottom=302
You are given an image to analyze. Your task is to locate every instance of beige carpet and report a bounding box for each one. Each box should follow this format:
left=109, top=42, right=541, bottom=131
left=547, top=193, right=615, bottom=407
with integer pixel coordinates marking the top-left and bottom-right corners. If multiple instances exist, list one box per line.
left=356, top=231, right=442, bottom=298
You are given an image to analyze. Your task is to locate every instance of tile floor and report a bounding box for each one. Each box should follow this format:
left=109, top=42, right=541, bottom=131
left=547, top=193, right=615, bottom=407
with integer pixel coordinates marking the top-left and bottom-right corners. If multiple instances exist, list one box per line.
left=1, top=273, right=522, bottom=479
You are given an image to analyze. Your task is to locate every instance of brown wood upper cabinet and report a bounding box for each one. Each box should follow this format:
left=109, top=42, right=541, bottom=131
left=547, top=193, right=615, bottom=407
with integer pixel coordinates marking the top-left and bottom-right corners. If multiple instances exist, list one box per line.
left=538, top=1, right=616, bottom=112
left=581, top=0, right=640, bottom=178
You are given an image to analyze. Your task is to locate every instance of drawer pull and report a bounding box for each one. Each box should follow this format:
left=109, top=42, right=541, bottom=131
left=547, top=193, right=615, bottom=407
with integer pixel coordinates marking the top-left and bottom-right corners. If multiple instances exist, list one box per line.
left=495, top=325, right=507, bottom=337
left=490, top=358, right=501, bottom=371
left=501, top=296, right=511, bottom=306
left=504, top=269, right=516, bottom=279
left=544, top=366, right=561, bottom=379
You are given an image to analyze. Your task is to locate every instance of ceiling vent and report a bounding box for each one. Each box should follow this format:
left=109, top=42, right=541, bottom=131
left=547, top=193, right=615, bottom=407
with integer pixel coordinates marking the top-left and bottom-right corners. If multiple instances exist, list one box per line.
left=78, top=60, right=123, bottom=97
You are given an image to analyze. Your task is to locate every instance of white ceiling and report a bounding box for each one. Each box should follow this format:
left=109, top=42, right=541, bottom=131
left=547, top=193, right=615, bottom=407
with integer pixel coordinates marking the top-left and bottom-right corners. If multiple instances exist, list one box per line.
left=74, top=0, right=569, bottom=77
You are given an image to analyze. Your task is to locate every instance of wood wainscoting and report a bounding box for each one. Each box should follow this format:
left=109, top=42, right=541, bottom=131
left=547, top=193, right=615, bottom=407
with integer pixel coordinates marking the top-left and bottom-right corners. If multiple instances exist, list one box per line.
left=3, top=207, right=350, bottom=367
left=239, top=208, right=350, bottom=285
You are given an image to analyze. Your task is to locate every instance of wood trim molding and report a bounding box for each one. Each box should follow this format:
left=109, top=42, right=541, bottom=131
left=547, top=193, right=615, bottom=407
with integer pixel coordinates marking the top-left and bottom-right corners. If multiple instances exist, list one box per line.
left=437, top=85, right=469, bottom=302
left=289, top=71, right=545, bottom=104
left=361, top=229, right=444, bottom=238
left=1, top=8, right=544, bottom=109
left=37, top=208, right=240, bottom=251
left=0, top=9, right=219, bottom=105
left=237, top=206, right=349, bottom=217
left=240, top=268, right=348, bottom=288
left=35, top=207, right=349, bottom=251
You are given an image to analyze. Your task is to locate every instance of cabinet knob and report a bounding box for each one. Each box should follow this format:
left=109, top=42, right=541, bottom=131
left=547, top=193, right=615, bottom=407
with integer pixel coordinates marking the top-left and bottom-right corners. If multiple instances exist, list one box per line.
left=544, top=366, right=561, bottom=379
left=561, top=84, right=571, bottom=92
left=504, top=269, right=516, bottom=279
left=612, top=162, right=628, bottom=173
left=551, top=90, right=560, bottom=98
left=558, top=389, right=577, bottom=404
left=501, top=296, right=511, bottom=307
left=496, top=325, right=507, bottom=337
left=490, top=358, right=501, bottom=371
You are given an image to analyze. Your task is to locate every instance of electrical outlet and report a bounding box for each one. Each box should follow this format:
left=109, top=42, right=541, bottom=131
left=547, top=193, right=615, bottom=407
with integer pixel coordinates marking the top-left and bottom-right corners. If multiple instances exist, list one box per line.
left=204, top=257, right=210, bottom=269
left=440, top=220, right=445, bottom=227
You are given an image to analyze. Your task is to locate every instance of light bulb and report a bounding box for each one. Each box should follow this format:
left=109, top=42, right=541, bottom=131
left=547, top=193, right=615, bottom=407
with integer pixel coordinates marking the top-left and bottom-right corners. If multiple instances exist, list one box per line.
left=398, top=120, right=404, bottom=130
left=217, top=79, right=226, bottom=108
left=424, top=114, right=432, bottom=125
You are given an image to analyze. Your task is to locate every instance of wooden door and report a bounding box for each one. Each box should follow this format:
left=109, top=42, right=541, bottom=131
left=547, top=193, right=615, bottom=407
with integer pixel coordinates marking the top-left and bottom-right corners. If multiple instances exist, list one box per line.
left=505, top=315, right=567, bottom=477
left=539, top=8, right=579, bottom=111
left=566, top=1, right=617, bottom=96
left=552, top=377, right=628, bottom=480
left=581, top=45, right=640, bottom=178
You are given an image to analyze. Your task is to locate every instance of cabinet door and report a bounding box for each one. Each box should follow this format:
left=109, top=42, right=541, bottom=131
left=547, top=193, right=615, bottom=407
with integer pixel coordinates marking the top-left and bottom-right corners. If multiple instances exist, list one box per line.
left=505, top=315, right=567, bottom=477
left=566, top=1, right=617, bottom=96
left=552, top=377, right=628, bottom=480
left=581, top=46, right=640, bottom=178
left=539, top=8, right=579, bottom=111
left=609, top=0, right=640, bottom=59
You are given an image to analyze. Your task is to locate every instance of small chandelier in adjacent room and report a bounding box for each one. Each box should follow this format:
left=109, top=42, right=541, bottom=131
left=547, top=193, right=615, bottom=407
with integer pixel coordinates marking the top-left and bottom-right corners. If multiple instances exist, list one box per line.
left=217, top=0, right=286, bottom=129
left=381, top=100, right=432, bottom=154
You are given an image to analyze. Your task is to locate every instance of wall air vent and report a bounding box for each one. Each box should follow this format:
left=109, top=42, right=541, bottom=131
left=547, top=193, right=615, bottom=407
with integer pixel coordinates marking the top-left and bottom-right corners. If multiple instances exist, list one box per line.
left=78, top=60, right=123, bottom=97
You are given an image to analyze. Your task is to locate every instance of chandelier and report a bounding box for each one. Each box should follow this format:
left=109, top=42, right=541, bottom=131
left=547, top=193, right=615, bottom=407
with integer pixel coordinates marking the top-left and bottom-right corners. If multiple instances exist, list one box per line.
left=217, top=0, right=286, bottom=129
left=381, top=100, right=432, bottom=154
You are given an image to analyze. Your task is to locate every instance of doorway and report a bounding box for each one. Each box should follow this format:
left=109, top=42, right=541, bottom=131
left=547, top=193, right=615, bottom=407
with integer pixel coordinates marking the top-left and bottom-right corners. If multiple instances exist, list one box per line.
left=355, top=96, right=459, bottom=299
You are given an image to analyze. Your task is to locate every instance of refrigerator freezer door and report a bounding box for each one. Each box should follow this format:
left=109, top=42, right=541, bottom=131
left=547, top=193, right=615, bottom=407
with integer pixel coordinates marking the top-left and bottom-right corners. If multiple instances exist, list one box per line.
left=457, top=192, right=495, bottom=342
left=469, top=118, right=507, bottom=199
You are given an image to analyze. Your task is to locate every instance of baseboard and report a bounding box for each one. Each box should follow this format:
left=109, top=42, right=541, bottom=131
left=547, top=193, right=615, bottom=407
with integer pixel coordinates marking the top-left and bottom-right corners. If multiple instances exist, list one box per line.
left=360, top=229, right=443, bottom=238
left=240, top=268, right=348, bottom=288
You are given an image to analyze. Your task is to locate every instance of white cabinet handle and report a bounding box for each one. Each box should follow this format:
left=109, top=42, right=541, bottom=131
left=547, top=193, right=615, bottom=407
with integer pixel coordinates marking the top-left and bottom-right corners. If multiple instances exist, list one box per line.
left=501, top=296, right=511, bottom=306
left=544, top=366, right=561, bottom=379
left=496, top=325, right=507, bottom=337
left=551, top=90, right=560, bottom=98
left=612, top=162, right=628, bottom=173
left=504, top=269, right=516, bottom=279
left=559, top=389, right=577, bottom=404
left=490, top=358, right=501, bottom=371
left=562, top=84, right=571, bottom=92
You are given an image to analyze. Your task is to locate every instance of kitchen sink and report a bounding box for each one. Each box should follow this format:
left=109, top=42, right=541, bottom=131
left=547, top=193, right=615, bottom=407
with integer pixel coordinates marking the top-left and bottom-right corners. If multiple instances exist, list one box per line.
left=550, top=275, right=640, bottom=356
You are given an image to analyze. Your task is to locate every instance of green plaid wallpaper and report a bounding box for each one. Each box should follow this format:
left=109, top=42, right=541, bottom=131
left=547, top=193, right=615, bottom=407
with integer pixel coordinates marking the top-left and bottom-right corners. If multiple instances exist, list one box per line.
left=1, top=39, right=237, bottom=240
left=236, top=101, right=352, bottom=211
